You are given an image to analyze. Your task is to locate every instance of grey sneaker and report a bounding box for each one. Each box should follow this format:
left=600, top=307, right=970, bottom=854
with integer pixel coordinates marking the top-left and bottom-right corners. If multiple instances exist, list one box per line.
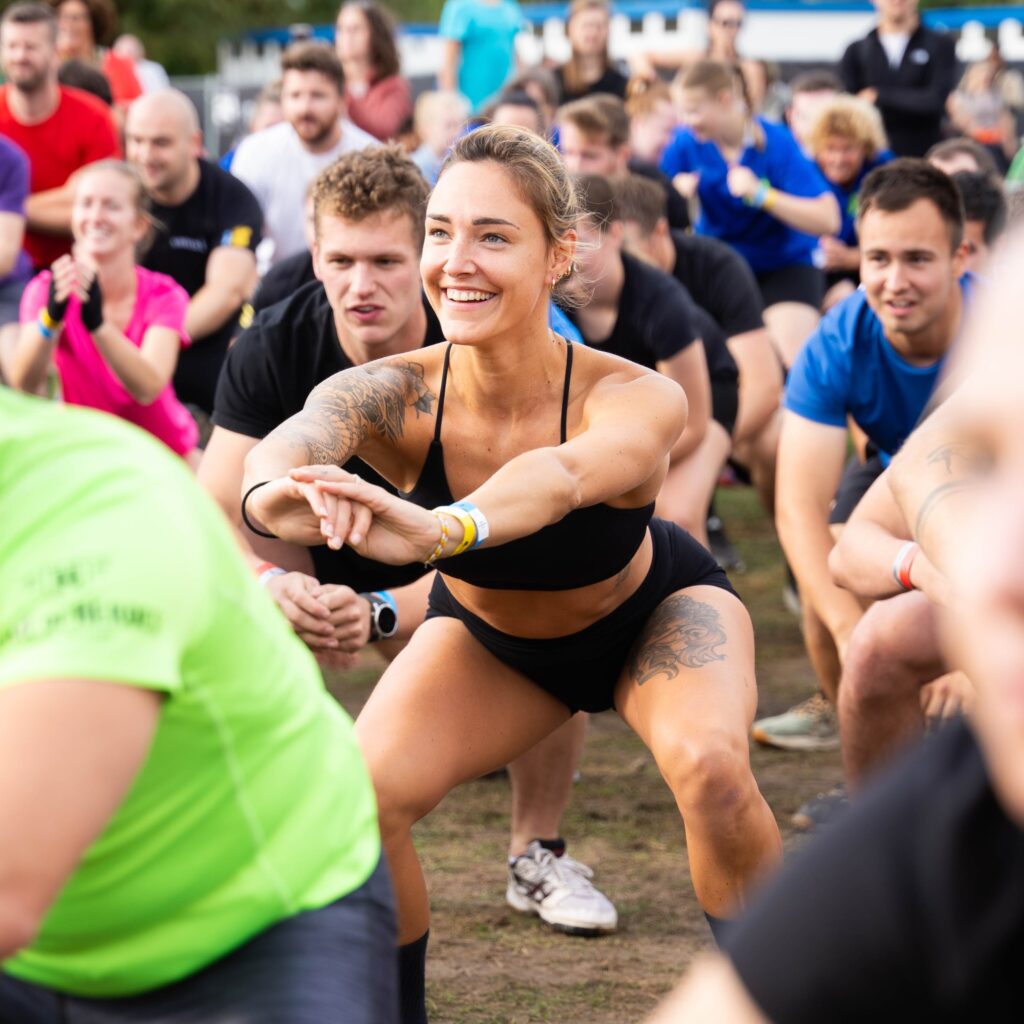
left=506, top=841, right=617, bottom=936
left=751, top=692, right=840, bottom=751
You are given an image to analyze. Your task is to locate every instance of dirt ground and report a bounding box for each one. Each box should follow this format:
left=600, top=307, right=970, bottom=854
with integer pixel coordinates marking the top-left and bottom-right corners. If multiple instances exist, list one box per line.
left=325, top=488, right=845, bottom=1024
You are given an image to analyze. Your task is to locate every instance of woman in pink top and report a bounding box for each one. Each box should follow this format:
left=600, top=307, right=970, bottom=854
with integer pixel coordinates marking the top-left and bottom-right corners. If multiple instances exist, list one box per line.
left=335, top=1, right=412, bottom=141
left=9, top=160, right=197, bottom=462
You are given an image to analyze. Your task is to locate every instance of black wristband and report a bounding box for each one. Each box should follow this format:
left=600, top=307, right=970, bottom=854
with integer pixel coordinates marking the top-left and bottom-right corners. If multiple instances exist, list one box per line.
left=241, top=480, right=278, bottom=539
left=46, top=274, right=69, bottom=324
left=80, top=276, right=104, bottom=333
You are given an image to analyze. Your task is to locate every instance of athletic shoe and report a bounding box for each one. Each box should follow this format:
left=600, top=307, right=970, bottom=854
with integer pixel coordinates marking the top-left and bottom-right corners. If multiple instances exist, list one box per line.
left=791, top=784, right=849, bottom=831
left=707, top=511, right=746, bottom=573
left=506, top=840, right=617, bottom=936
left=751, top=692, right=840, bottom=751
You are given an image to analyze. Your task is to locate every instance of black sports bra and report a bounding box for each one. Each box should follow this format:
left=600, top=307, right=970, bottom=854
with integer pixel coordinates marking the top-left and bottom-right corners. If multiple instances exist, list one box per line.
left=401, top=342, right=654, bottom=591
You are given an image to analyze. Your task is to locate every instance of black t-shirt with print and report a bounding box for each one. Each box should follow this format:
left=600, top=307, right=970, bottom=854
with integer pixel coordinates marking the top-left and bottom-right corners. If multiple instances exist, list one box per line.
left=142, top=159, right=263, bottom=413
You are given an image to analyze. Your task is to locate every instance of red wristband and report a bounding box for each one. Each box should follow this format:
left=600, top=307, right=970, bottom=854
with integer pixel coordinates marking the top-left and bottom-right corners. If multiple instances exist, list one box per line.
left=893, top=542, right=919, bottom=591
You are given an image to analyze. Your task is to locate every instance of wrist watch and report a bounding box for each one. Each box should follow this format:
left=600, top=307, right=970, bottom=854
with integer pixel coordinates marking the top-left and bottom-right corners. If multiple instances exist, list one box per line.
left=361, top=590, right=398, bottom=643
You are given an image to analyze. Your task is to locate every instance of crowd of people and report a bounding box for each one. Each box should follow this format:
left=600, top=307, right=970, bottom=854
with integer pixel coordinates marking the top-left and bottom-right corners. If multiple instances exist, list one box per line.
left=2, top=0, right=1023, bottom=1020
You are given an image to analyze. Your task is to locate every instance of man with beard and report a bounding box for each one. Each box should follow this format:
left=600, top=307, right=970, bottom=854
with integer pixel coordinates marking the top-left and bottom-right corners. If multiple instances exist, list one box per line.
left=0, top=1, right=118, bottom=272
left=126, top=89, right=263, bottom=416
left=231, top=41, right=376, bottom=267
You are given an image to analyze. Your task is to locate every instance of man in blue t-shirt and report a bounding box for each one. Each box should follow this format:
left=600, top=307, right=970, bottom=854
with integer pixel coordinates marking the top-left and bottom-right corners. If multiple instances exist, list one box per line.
left=756, top=160, right=971, bottom=769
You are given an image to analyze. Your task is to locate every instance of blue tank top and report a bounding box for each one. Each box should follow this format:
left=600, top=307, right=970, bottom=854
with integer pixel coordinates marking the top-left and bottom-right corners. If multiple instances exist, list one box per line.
left=401, top=342, right=654, bottom=590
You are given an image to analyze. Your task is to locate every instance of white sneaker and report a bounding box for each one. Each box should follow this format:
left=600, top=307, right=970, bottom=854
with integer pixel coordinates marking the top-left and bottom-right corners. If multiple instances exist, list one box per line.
left=506, top=840, right=618, bottom=935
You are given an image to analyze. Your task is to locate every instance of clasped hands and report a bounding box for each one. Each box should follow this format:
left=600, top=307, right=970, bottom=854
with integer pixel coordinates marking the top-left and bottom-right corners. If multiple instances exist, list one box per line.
left=47, top=253, right=105, bottom=333
left=248, top=465, right=443, bottom=566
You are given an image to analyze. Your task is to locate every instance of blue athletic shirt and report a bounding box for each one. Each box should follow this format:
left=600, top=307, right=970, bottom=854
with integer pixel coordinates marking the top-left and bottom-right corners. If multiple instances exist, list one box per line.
left=784, top=273, right=976, bottom=463
left=826, top=149, right=895, bottom=246
left=659, top=118, right=830, bottom=273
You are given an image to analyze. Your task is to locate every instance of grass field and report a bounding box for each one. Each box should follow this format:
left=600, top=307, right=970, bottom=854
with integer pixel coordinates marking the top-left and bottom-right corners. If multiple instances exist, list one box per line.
left=325, top=488, right=845, bottom=1023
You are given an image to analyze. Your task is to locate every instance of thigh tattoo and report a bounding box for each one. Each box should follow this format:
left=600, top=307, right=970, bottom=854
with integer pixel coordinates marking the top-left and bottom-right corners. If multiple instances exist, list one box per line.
left=628, top=594, right=727, bottom=684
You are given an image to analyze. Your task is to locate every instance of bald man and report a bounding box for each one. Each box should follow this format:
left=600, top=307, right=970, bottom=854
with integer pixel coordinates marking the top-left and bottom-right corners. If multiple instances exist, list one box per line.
left=126, top=89, right=263, bottom=416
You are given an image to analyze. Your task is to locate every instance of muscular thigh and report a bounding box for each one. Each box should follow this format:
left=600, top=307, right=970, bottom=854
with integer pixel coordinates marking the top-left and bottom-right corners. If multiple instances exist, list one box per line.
left=615, top=585, right=758, bottom=751
left=355, top=617, right=572, bottom=812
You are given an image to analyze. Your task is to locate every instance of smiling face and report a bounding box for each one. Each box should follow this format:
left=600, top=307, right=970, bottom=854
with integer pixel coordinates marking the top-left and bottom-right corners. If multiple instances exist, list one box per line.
left=125, top=95, right=200, bottom=201
left=421, top=160, right=572, bottom=347
left=858, top=198, right=964, bottom=350
left=313, top=209, right=424, bottom=352
left=71, top=167, right=147, bottom=260
left=816, top=133, right=867, bottom=187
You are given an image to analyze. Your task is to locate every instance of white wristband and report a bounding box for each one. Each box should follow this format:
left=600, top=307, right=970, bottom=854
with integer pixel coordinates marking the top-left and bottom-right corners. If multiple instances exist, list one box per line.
left=258, top=566, right=287, bottom=586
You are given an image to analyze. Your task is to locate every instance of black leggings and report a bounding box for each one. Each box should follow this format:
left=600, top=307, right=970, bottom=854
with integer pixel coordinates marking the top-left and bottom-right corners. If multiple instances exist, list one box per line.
left=0, top=858, right=397, bottom=1024
left=426, top=517, right=736, bottom=713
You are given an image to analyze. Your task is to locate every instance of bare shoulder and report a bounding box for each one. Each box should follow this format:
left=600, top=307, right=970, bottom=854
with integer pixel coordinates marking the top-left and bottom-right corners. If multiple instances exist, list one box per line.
left=572, top=345, right=687, bottom=418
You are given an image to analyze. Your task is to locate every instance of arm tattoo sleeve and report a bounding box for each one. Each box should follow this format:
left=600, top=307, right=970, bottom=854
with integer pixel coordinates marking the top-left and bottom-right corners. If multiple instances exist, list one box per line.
left=628, top=593, right=727, bottom=685
left=268, top=360, right=435, bottom=466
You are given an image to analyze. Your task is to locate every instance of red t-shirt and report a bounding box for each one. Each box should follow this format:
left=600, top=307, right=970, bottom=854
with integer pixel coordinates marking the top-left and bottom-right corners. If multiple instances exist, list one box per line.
left=0, top=85, right=120, bottom=269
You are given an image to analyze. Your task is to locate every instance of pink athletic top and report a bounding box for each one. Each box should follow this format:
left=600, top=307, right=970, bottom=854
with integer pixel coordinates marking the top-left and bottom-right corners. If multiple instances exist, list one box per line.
left=21, top=267, right=198, bottom=456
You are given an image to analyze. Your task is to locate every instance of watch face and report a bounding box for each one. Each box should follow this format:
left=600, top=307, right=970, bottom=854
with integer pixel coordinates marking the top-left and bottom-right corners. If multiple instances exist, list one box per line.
left=376, top=605, right=398, bottom=637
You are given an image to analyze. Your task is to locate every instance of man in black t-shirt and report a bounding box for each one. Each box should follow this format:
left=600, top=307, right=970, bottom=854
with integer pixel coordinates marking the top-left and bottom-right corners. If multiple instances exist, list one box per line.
left=126, top=90, right=263, bottom=416
left=199, top=147, right=617, bottom=935
left=614, top=173, right=782, bottom=507
left=567, top=174, right=727, bottom=550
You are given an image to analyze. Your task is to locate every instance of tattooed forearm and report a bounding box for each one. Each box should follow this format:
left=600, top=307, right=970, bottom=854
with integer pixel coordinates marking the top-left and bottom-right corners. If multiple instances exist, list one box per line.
left=271, top=360, right=436, bottom=466
left=628, top=594, right=727, bottom=685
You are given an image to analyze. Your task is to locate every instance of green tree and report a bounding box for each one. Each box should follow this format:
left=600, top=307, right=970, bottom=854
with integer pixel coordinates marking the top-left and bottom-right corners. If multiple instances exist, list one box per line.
left=117, top=0, right=445, bottom=75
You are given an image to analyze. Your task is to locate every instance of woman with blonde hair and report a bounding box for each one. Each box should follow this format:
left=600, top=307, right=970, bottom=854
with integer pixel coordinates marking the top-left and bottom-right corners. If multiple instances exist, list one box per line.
left=807, top=93, right=893, bottom=309
left=554, top=0, right=628, bottom=104
left=8, top=160, right=197, bottom=463
left=243, top=123, right=781, bottom=1023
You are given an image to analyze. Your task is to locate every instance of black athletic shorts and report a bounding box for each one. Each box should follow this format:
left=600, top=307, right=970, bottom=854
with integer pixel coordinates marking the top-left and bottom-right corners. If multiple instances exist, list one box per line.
left=425, top=517, right=737, bottom=713
left=828, top=454, right=885, bottom=526
left=755, top=263, right=825, bottom=310
left=711, top=374, right=740, bottom=437
left=0, top=857, right=397, bottom=1024
left=310, top=543, right=429, bottom=593
left=824, top=269, right=859, bottom=294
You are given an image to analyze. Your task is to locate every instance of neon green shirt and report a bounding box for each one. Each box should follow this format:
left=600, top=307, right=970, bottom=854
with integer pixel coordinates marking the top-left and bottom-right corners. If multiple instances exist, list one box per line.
left=0, top=393, right=381, bottom=998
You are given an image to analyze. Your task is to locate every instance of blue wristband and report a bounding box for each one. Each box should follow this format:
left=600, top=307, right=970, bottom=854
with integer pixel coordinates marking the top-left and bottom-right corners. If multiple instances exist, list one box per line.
left=372, top=590, right=397, bottom=613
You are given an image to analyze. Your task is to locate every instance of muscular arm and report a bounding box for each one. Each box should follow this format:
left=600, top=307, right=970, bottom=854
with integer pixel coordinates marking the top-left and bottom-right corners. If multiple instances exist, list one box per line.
left=244, top=358, right=437, bottom=489
left=184, top=246, right=257, bottom=342
left=0, top=679, right=160, bottom=957
left=776, top=412, right=863, bottom=649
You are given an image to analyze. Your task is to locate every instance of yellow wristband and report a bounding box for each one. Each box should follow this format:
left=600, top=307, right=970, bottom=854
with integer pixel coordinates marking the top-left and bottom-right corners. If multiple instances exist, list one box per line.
left=424, top=511, right=449, bottom=565
left=435, top=505, right=477, bottom=556
left=39, top=307, right=61, bottom=331
left=762, top=187, right=778, bottom=212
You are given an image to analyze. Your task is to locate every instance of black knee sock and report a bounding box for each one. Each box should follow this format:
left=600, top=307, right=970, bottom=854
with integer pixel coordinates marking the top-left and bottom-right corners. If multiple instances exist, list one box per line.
left=398, top=930, right=429, bottom=1024
left=704, top=911, right=731, bottom=947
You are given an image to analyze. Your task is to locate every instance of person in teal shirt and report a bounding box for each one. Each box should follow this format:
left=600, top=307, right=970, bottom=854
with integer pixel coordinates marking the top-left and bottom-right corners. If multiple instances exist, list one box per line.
left=0, top=390, right=396, bottom=1022
left=438, top=0, right=522, bottom=112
